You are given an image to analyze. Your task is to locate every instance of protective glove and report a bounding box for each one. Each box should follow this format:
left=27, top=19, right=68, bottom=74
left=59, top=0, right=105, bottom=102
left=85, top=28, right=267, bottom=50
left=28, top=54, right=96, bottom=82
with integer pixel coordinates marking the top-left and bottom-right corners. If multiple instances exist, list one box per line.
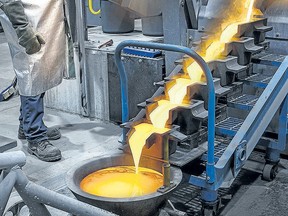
left=1, top=0, right=45, bottom=54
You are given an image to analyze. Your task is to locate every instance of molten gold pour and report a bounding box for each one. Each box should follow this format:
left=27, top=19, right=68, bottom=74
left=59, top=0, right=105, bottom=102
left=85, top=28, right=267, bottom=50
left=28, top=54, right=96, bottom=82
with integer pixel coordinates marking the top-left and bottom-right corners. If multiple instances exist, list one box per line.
left=80, top=166, right=163, bottom=198
left=81, top=0, right=261, bottom=198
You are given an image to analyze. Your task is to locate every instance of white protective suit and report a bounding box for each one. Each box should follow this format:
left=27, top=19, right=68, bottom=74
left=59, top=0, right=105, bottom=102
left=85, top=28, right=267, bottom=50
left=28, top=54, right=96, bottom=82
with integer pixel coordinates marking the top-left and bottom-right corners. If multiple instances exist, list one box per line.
left=0, top=0, right=67, bottom=96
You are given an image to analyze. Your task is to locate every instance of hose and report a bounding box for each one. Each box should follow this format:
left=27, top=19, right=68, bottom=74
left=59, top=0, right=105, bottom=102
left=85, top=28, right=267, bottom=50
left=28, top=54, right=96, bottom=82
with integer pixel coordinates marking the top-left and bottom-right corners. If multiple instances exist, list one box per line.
left=88, top=0, right=101, bottom=15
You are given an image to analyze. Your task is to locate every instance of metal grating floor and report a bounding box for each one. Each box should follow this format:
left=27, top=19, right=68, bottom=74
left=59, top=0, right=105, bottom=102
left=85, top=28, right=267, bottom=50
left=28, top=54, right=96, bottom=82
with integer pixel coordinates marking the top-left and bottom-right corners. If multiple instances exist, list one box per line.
left=170, top=168, right=261, bottom=215
left=201, top=142, right=228, bottom=163
left=246, top=74, right=272, bottom=83
left=252, top=52, right=286, bottom=67
left=239, top=73, right=272, bottom=89
left=170, top=184, right=202, bottom=215
left=216, top=117, right=243, bottom=130
left=227, top=94, right=259, bottom=111
left=215, top=117, right=244, bottom=137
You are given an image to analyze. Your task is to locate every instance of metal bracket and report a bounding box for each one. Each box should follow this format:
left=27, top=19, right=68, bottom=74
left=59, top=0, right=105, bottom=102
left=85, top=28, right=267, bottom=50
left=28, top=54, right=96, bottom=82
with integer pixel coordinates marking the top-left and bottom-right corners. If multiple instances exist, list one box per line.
left=234, top=140, right=247, bottom=175
left=157, top=182, right=176, bottom=193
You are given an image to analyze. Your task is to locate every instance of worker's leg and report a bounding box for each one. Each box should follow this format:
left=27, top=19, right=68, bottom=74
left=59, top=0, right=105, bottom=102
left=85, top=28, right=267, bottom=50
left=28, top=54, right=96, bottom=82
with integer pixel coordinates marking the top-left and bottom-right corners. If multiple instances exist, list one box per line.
left=18, top=108, right=24, bottom=137
left=18, top=102, right=61, bottom=140
left=20, top=93, right=47, bottom=142
left=20, top=93, right=61, bottom=162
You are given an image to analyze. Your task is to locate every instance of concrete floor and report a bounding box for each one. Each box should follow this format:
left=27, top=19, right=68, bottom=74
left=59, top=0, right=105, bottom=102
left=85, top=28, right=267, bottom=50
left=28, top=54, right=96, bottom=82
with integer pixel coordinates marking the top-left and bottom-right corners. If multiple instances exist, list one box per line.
left=1, top=32, right=288, bottom=216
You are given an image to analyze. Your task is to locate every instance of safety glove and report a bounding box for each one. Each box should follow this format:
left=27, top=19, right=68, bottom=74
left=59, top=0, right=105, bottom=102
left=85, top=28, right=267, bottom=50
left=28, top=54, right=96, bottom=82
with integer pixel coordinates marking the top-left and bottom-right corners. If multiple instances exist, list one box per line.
left=0, top=0, right=45, bottom=54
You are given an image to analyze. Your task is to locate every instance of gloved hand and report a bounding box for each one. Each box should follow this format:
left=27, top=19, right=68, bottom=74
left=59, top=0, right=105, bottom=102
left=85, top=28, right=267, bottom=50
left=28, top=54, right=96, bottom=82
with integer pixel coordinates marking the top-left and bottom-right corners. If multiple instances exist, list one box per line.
left=19, top=29, right=46, bottom=55
left=1, top=0, right=45, bottom=54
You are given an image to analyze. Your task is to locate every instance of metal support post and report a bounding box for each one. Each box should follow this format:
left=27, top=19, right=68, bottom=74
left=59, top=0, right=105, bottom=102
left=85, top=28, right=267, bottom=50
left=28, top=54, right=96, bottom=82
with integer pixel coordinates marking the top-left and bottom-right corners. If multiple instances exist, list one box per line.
left=200, top=188, right=219, bottom=215
left=265, top=95, right=288, bottom=164
left=75, top=0, right=90, bottom=116
left=163, top=136, right=169, bottom=162
left=277, top=95, right=288, bottom=151
left=162, top=0, right=189, bottom=74
left=163, top=136, right=171, bottom=187
left=265, top=147, right=281, bottom=164
left=162, top=163, right=171, bottom=188
left=263, top=95, right=288, bottom=181
left=201, top=189, right=218, bottom=203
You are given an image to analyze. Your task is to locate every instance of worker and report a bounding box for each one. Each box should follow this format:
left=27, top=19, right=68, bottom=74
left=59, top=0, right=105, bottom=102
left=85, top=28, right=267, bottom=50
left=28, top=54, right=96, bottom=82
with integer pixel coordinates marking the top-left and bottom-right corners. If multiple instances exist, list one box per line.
left=0, top=0, right=72, bottom=162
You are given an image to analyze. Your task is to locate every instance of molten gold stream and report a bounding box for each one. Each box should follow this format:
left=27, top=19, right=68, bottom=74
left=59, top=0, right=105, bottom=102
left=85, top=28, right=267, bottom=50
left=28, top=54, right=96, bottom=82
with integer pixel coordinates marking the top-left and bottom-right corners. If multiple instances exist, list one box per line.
left=129, top=123, right=169, bottom=174
left=246, top=0, right=255, bottom=22
left=80, top=0, right=260, bottom=198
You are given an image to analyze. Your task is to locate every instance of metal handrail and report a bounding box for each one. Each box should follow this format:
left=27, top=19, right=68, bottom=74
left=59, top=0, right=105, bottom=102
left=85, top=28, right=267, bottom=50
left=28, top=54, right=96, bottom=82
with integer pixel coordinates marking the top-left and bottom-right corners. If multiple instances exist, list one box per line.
left=114, top=40, right=216, bottom=183
left=0, top=151, right=117, bottom=216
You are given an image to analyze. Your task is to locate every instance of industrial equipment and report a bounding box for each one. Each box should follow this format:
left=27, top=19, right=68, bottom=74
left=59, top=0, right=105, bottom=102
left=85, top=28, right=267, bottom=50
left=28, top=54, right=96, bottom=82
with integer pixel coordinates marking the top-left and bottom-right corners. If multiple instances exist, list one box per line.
left=1, top=1, right=288, bottom=216
left=66, top=153, right=182, bottom=216
left=114, top=37, right=288, bottom=215
left=105, top=0, right=288, bottom=215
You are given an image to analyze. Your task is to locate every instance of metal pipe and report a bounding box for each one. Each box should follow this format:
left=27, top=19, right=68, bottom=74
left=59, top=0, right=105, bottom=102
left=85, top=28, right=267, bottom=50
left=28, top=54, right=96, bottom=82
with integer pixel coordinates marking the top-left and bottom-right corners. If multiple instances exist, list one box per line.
left=25, top=182, right=116, bottom=216
left=263, top=95, right=288, bottom=163
left=162, top=163, right=171, bottom=187
left=75, top=0, right=90, bottom=116
left=0, top=151, right=26, bottom=170
left=114, top=40, right=216, bottom=183
left=14, top=169, right=52, bottom=216
left=0, top=170, right=17, bottom=215
left=278, top=95, right=288, bottom=151
left=163, top=136, right=169, bottom=162
left=163, top=136, right=170, bottom=187
left=14, top=169, right=116, bottom=216
left=201, top=189, right=218, bottom=203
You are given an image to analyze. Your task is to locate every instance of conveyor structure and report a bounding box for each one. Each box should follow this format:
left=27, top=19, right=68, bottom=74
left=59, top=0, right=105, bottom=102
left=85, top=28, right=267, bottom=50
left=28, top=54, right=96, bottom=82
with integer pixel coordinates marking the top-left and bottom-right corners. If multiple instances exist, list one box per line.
left=1, top=1, right=288, bottom=216
left=115, top=17, right=288, bottom=215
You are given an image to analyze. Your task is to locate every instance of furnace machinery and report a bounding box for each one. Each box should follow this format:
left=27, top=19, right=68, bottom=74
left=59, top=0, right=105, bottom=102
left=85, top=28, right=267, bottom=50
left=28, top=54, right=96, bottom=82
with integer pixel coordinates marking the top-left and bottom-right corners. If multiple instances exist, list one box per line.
left=68, top=1, right=288, bottom=215
left=112, top=2, right=288, bottom=215
left=1, top=1, right=288, bottom=216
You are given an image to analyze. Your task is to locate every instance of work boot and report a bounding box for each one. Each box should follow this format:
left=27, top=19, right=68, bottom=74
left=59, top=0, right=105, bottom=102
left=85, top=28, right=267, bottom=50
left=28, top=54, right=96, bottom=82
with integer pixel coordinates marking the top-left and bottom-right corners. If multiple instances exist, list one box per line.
left=27, top=140, right=62, bottom=162
left=18, top=126, right=61, bottom=140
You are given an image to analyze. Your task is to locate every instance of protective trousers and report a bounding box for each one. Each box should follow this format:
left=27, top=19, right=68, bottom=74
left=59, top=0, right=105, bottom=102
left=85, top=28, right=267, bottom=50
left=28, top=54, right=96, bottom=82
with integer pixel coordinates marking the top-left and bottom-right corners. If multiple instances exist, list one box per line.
left=19, top=93, right=48, bottom=144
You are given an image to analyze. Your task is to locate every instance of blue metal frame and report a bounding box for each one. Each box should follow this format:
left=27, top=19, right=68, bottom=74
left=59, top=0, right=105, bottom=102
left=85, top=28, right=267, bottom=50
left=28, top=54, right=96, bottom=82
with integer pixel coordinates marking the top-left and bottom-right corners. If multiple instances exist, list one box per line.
left=265, top=95, right=288, bottom=163
left=252, top=54, right=285, bottom=67
left=114, top=40, right=216, bottom=184
left=115, top=40, right=288, bottom=205
left=123, top=47, right=162, bottom=58
left=278, top=95, right=288, bottom=151
left=190, top=57, right=288, bottom=202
